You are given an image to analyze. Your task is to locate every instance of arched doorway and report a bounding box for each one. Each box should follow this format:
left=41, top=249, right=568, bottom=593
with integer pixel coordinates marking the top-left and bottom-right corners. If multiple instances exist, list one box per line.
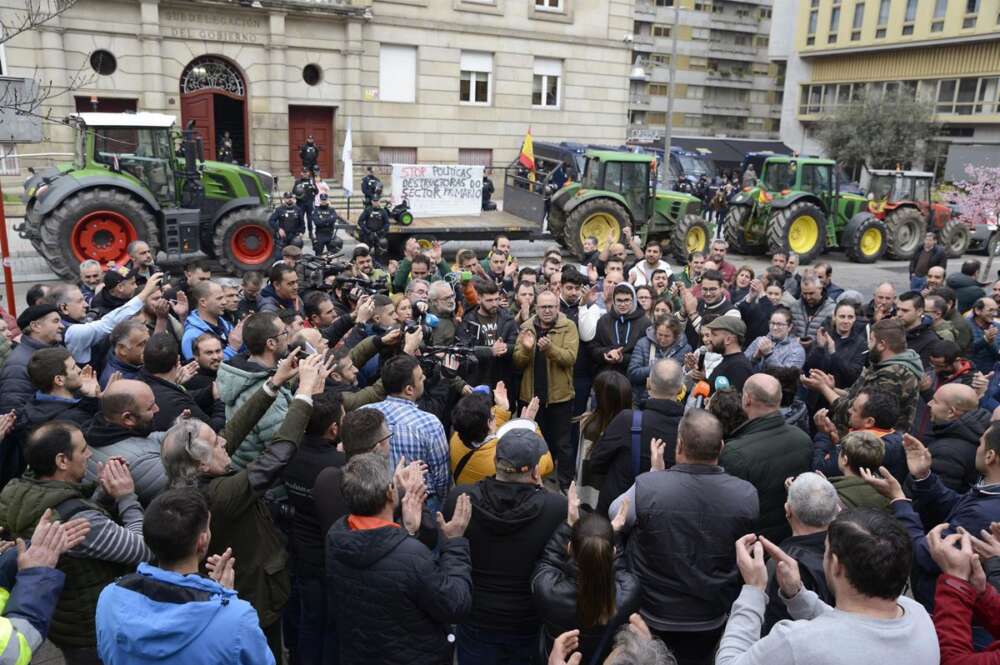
left=180, top=56, right=248, bottom=164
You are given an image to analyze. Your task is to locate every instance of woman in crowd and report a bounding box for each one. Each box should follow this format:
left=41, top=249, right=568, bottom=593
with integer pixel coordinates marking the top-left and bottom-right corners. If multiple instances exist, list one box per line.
left=577, top=370, right=632, bottom=509
left=651, top=297, right=673, bottom=321
left=394, top=297, right=413, bottom=325
left=635, top=286, right=655, bottom=319
left=739, top=277, right=785, bottom=342
left=804, top=300, right=868, bottom=389
left=532, top=511, right=640, bottom=665
left=628, top=315, right=691, bottom=406
left=730, top=266, right=755, bottom=305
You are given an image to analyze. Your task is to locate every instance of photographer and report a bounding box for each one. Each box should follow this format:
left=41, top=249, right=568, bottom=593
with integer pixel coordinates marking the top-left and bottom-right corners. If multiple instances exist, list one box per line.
left=428, top=281, right=460, bottom=346
left=459, top=278, right=517, bottom=388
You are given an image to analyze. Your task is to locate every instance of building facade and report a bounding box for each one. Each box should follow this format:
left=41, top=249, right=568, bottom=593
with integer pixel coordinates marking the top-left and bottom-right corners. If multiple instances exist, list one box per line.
left=773, top=0, right=1000, bottom=164
left=0, top=0, right=631, bottom=188
left=627, top=0, right=783, bottom=144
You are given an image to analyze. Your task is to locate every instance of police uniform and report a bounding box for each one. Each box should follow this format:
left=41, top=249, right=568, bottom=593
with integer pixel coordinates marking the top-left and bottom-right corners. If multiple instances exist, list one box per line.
left=361, top=172, right=382, bottom=206
left=292, top=176, right=318, bottom=217
left=268, top=194, right=305, bottom=249
left=310, top=195, right=342, bottom=254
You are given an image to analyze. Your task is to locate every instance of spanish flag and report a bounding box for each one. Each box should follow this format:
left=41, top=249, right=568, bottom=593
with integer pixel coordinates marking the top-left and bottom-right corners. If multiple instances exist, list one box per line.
left=519, top=128, right=536, bottom=183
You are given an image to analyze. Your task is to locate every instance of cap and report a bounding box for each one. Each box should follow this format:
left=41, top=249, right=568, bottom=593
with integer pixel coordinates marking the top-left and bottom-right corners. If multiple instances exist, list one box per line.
left=103, top=265, right=138, bottom=290
left=496, top=429, right=547, bottom=473
left=17, top=304, right=59, bottom=331
left=704, top=315, right=746, bottom=339
left=319, top=193, right=329, bottom=201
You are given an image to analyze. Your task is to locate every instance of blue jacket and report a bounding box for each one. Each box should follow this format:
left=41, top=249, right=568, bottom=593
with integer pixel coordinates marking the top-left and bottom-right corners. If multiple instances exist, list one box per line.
left=0, top=547, right=65, bottom=658
left=893, top=473, right=1000, bottom=610
left=969, top=318, right=1000, bottom=374
left=626, top=328, right=690, bottom=405
left=182, top=311, right=236, bottom=361
left=981, top=361, right=1000, bottom=412
left=96, top=562, right=273, bottom=665
left=99, top=354, right=142, bottom=389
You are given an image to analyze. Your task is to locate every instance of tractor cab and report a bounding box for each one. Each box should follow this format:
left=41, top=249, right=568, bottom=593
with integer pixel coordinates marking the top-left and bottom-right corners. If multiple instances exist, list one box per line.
left=865, top=169, right=966, bottom=258
left=580, top=152, right=654, bottom=223
left=867, top=170, right=933, bottom=209
left=75, top=113, right=179, bottom=206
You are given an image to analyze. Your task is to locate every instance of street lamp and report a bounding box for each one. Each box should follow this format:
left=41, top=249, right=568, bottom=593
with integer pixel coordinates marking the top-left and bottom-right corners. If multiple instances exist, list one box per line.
left=660, top=1, right=679, bottom=189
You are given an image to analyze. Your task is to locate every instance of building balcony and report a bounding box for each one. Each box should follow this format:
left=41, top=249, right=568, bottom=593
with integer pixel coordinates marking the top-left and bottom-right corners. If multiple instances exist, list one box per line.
left=710, top=14, right=766, bottom=32
left=707, top=41, right=757, bottom=57
left=628, top=123, right=664, bottom=142
left=632, top=34, right=655, bottom=52
left=706, top=71, right=753, bottom=87
left=703, top=101, right=750, bottom=114
left=630, top=94, right=653, bottom=109
left=634, top=0, right=656, bottom=18
left=630, top=60, right=652, bottom=80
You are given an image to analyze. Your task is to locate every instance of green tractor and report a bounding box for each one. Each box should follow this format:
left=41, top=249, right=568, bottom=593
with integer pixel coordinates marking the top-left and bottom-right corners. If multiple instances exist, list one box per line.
left=19, top=112, right=277, bottom=280
left=724, top=156, right=884, bottom=264
left=546, top=150, right=709, bottom=261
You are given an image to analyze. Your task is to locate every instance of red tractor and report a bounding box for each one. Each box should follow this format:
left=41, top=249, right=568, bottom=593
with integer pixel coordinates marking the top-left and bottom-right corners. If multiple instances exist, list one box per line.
left=865, top=169, right=969, bottom=259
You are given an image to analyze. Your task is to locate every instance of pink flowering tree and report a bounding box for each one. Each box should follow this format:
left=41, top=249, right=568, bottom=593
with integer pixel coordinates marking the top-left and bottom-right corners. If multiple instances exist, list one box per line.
left=952, top=164, right=1000, bottom=280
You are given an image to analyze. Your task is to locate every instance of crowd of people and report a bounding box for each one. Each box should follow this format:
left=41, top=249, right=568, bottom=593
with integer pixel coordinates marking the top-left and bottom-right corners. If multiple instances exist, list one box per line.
left=1, top=230, right=1000, bottom=665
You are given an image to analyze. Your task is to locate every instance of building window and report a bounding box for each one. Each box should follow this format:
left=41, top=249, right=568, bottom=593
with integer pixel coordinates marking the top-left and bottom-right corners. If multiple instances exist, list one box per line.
left=655, top=0, right=673, bottom=5
left=0, top=29, right=6, bottom=76
left=688, top=56, right=708, bottom=71
left=379, top=147, right=418, bottom=164
left=807, top=9, right=818, bottom=44
left=652, top=24, right=671, bottom=37
left=687, top=85, right=703, bottom=99
left=532, top=58, right=561, bottom=108
left=90, top=50, right=117, bottom=76
left=535, top=0, right=564, bottom=11
left=875, top=0, right=889, bottom=37
left=902, top=0, right=917, bottom=33
left=650, top=53, right=671, bottom=65
left=963, top=0, right=979, bottom=27
left=931, top=0, right=947, bottom=30
left=851, top=1, right=864, bottom=39
left=458, top=148, right=493, bottom=167
left=976, top=77, right=999, bottom=114
left=459, top=51, right=492, bottom=105
left=646, top=112, right=666, bottom=125
left=691, top=28, right=710, bottom=41
left=828, top=5, right=841, bottom=43
left=755, top=35, right=769, bottom=47
left=379, top=44, right=417, bottom=103
left=648, top=83, right=669, bottom=96
left=0, top=145, right=19, bottom=176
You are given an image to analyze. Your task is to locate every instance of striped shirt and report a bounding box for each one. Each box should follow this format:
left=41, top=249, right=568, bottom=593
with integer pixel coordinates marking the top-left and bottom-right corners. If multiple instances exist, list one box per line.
left=366, top=396, right=450, bottom=501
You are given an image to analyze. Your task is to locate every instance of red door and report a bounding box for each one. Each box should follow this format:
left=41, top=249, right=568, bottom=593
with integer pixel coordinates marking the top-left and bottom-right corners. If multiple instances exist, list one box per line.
left=181, top=91, right=216, bottom=160
left=289, top=105, right=335, bottom=178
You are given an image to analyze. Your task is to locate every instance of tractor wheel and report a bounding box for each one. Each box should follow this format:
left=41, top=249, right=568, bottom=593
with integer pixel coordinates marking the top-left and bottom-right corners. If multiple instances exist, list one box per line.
left=884, top=207, right=925, bottom=260
left=547, top=205, right=567, bottom=244
left=843, top=213, right=888, bottom=264
left=671, top=214, right=711, bottom=263
left=564, top=198, right=628, bottom=259
left=723, top=205, right=763, bottom=255
left=766, top=201, right=826, bottom=264
left=40, top=187, right=158, bottom=281
left=214, top=207, right=276, bottom=274
left=942, top=218, right=971, bottom=258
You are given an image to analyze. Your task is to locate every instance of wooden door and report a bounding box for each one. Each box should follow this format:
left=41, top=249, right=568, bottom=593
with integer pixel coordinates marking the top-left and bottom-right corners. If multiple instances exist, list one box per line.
left=288, top=105, right=335, bottom=178
left=181, top=91, right=216, bottom=161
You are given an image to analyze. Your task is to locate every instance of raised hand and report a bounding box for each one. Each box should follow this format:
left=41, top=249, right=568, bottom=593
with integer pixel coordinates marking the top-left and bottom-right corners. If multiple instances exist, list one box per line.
left=734, top=534, right=768, bottom=590
left=927, top=524, right=973, bottom=582
left=902, top=433, right=933, bottom=480
left=79, top=366, right=101, bottom=398
left=492, top=339, right=509, bottom=357
left=650, top=438, right=666, bottom=472
left=968, top=522, right=1000, bottom=560
left=171, top=290, right=190, bottom=321
left=520, top=396, right=540, bottom=421
left=176, top=360, right=199, bottom=385
left=436, top=493, right=472, bottom=540
left=548, top=630, right=582, bottom=665
left=611, top=497, right=630, bottom=532
left=381, top=328, right=403, bottom=347
left=0, top=411, right=16, bottom=442
left=138, top=273, right=164, bottom=301
left=100, top=458, right=135, bottom=499
left=228, top=319, right=244, bottom=351
left=759, top=536, right=802, bottom=598
left=206, top=547, right=236, bottom=589
left=813, top=408, right=838, bottom=443
left=566, top=481, right=580, bottom=526
left=296, top=352, right=328, bottom=395
left=859, top=465, right=905, bottom=502
left=401, top=483, right=427, bottom=536
left=493, top=381, right=509, bottom=413
left=272, top=353, right=300, bottom=387
left=517, top=329, right=536, bottom=351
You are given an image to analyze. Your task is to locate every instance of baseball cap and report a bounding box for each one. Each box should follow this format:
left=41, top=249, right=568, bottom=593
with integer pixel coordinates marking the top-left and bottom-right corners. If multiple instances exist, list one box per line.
left=17, top=304, right=59, bottom=330
left=704, top=315, right=746, bottom=339
left=103, top=265, right=138, bottom=290
left=495, top=429, right=547, bottom=473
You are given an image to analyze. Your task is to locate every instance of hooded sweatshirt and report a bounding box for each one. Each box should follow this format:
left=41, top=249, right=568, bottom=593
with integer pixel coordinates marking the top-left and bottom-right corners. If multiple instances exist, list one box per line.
left=929, top=408, right=993, bottom=492
left=444, top=478, right=567, bottom=634
left=591, top=283, right=650, bottom=373
left=217, top=354, right=293, bottom=470
left=256, top=285, right=301, bottom=315
left=96, top=562, right=273, bottom=665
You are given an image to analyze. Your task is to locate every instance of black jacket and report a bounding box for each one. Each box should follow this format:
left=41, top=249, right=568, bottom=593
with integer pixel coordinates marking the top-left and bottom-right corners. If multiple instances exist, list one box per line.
left=906, top=317, right=942, bottom=368
left=803, top=323, right=868, bottom=389
left=184, top=366, right=217, bottom=392
left=720, top=412, right=813, bottom=542
left=531, top=523, right=641, bottom=664
left=708, top=352, right=753, bottom=393
left=140, top=370, right=224, bottom=432
left=0, top=336, right=56, bottom=415
left=282, top=434, right=345, bottom=577
left=738, top=298, right=776, bottom=342
left=909, top=245, right=948, bottom=277
left=763, top=531, right=831, bottom=634
left=929, top=408, right=992, bottom=493
left=458, top=307, right=518, bottom=388
left=628, top=465, right=758, bottom=628
left=327, top=521, right=472, bottom=665
left=590, top=308, right=649, bottom=374
left=947, top=273, right=987, bottom=314
left=6, top=393, right=98, bottom=486
left=589, top=399, right=684, bottom=517
left=444, top=478, right=567, bottom=635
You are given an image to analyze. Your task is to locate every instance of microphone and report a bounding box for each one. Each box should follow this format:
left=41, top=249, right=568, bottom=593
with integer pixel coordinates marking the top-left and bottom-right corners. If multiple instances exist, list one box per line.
left=690, top=380, right=711, bottom=410
left=714, top=376, right=731, bottom=392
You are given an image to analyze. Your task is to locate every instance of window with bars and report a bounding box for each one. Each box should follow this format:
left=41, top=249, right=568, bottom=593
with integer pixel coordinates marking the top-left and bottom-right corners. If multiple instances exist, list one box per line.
left=458, top=148, right=493, bottom=167
left=0, top=145, right=19, bottom=176
left=379, top=147, right=418, bottom=165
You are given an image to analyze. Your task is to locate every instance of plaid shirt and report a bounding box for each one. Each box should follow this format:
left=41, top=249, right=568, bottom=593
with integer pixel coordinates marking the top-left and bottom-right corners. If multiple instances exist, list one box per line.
left=366, top=396, right=450, bottom=500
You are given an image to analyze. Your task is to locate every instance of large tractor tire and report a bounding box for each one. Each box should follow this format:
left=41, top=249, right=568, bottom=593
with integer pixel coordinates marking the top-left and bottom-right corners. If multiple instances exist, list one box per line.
left=563, top=198, right=628, bottom=259
left=843, top=213, right=888, bottom=264
left=547, top=205, right=568, bottom=247
left=39, top=187, right=158, bottom=281
left=214, top=207, right=276, bottom=274
left=884, top=207, right=925, bottom=260
left=671, top=214, right=711, bottom=263
left=942, top=218, right=971, bottom=258
left=766, top=201, right=826, bottom=264
left=723, top=205, right=763, bottom=255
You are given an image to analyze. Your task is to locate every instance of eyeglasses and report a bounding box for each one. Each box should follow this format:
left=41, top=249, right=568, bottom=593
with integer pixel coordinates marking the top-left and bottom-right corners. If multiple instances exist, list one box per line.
left=376, top=432, right=393, bottom=446
left=269, top=329, right=289, bottom=341
left=537, top=305, right=558, bottom=310
left=769, top=321, right=790, bottom=328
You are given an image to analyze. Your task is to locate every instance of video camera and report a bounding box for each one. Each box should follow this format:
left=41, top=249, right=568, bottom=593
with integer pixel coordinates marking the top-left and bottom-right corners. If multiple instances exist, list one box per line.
left=297, top=253, right=351, bottom=292
left=334, top=275, right=390, bottom=299
left=417, top=343, right=479, bottom=381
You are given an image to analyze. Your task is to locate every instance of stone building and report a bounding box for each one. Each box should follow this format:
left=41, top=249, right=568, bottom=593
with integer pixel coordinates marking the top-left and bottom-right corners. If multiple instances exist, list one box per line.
left=0, top=0, right=632, bottom=188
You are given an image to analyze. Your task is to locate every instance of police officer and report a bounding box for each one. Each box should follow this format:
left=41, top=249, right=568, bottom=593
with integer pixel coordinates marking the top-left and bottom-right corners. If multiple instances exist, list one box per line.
left=217, top=131, right=234, bottom=163
left=310, top=193, right=343, bottom=255
left=361, top=167, right=382, bottom=207
left=268, top=192, right=305, bottom=249
left=481, top=174, right=496, bottom=211
left=292, top=167, right=318, bottom=219
left=300, top=135, right=319, bottom=175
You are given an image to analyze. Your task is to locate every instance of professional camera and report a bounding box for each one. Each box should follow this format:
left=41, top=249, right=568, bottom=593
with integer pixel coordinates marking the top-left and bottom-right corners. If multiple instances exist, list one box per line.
left=418, top=344, right=479, bottom=380
left=334, top=275, right=390, bottom=300
left=297, top=253, right=350, bottom=291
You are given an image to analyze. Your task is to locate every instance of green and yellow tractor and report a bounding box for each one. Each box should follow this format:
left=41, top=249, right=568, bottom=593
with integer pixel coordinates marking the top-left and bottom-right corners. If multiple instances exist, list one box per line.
left=724, top=156, right=885, bottom=264
left=546, top=150, right=709, bottom=261
left=19, top=112, right=276, bottom=280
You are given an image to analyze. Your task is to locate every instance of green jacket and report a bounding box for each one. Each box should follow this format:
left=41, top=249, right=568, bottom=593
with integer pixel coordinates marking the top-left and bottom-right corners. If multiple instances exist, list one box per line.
left=513, top=313, right=579, bottom=405
left=342, top=336, right=386, bottom=411
left=720, top=412, right=812, bottom=543
left=0, top=477, right=126, bottom=649
left=830, top=475, right=891, bottom=511
left=391, top=258, right=451, bottom=293
left=199, top=389, right=312, bottom=628
left=932, top=319, right=957, bottom=344
left=217, top=355, right=294, bottom=469
left=831, top=349, right=923, bottom=434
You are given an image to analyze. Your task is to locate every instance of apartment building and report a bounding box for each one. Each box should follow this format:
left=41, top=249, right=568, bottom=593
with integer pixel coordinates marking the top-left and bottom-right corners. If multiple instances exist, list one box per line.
left=773, top=0, right=1000, bottom=163
left=0, top=0, right=631, bottom=186
left=627, top=0, right=784, bottom=143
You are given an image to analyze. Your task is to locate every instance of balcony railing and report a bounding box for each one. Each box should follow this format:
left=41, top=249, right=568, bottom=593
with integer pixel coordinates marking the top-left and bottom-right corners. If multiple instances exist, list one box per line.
left=635, top=0, right=656, bottom=17
left=630, top=94, right=652, bottom=106
left=706, top=70, right=753, bottom=84
left=633, top=34, right=655, bottom=48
